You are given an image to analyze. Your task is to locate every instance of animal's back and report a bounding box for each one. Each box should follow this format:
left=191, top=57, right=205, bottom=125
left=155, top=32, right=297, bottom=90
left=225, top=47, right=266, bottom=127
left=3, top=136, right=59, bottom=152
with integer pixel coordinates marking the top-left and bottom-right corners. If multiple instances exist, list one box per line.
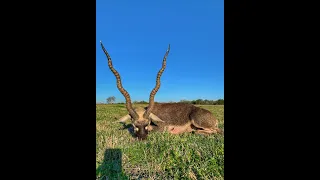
left=147, top=103, right=197, bottom=126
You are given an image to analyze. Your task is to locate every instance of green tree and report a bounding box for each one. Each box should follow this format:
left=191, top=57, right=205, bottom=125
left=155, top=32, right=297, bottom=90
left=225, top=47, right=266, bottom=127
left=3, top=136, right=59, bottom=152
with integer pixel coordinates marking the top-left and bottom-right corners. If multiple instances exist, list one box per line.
left=106, top=96, right=116, bottom=104
left=215, top=99, right=224, bottom=105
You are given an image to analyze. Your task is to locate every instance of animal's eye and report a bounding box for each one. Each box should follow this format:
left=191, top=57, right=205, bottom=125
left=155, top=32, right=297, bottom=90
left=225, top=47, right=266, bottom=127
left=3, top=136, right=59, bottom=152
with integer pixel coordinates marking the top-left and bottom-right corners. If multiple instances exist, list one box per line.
left=134, top=127, right=139, bottom=131
left=145, top=126, right=148, bottom=130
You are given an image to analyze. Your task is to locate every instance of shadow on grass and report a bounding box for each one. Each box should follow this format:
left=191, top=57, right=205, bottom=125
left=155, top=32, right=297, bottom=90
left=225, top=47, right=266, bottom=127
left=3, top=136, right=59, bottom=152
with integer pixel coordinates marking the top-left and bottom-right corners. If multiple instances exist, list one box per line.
left=96, top=148, right=128, bottom=180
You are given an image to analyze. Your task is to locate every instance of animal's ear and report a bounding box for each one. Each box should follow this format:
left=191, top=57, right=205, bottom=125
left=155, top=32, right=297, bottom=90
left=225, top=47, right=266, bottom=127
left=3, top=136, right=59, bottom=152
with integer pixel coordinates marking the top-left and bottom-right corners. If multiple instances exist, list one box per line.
left=118, top=114, right=131, bottom=123
left=149, top=113, right=165, bottom=123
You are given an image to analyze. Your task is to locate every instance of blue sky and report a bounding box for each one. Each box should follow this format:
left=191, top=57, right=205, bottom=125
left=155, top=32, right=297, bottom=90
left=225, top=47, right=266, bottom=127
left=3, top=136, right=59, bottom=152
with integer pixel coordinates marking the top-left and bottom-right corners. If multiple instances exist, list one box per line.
left=96, top=0, right=224, bottom=103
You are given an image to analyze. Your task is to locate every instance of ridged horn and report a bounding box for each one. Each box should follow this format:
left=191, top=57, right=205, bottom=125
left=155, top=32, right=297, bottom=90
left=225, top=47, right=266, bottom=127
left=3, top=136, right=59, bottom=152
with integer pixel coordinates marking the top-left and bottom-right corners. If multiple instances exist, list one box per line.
left=144, top=44, right=170, bottom=118
left=100, top=41, right=139, bottom=120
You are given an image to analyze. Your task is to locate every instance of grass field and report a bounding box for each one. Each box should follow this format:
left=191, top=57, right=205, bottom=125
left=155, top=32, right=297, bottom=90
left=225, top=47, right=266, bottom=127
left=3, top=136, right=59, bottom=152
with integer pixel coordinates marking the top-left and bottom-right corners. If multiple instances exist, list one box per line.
left=96, top=104, right=224, bottom=179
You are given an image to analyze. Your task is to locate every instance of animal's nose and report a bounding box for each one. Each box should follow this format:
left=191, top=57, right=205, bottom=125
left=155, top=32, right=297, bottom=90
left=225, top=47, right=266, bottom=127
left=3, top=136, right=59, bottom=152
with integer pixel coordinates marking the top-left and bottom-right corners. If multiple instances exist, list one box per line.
left=138, top=136, right=147, bottom=140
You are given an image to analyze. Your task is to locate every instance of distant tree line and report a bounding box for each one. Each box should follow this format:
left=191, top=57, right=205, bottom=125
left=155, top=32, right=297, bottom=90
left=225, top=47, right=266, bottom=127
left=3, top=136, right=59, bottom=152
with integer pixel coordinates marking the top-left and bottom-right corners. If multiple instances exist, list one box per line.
left=98, top=97, right=224, bottom=105
left=116, top=100, right=148, bottom=104
left=179, top=99, right=224, bottom=105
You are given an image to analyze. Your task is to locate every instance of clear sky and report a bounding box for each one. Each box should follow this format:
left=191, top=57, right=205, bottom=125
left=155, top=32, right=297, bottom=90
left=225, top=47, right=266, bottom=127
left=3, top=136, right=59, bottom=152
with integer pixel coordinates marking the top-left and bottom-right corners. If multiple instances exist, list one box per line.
left=96, top=0, right=224, bottom=103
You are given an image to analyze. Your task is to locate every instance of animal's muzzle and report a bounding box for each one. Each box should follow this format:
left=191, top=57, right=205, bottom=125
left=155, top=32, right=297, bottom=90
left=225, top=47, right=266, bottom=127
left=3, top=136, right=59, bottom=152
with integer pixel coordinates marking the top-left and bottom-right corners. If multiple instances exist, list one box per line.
left=136, top=133, right=148, bottom=140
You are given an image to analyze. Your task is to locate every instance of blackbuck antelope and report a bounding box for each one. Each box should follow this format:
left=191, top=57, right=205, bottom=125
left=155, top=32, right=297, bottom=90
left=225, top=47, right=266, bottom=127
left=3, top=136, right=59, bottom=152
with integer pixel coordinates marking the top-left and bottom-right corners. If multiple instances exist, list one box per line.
left=100, top=41, right=223, bottom=140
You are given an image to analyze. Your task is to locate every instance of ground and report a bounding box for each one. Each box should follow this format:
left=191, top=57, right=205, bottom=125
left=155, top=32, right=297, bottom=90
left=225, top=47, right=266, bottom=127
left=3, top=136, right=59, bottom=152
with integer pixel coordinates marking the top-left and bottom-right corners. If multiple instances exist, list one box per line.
left=96, top=104, right=224, bottom=179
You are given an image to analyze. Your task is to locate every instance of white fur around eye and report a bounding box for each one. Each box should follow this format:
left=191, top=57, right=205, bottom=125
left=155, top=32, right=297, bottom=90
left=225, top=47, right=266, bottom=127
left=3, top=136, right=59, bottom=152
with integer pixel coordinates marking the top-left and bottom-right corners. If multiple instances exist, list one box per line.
left=145, top=126, right=148, bottom=130
left=134, top=127, right=139, bottom=131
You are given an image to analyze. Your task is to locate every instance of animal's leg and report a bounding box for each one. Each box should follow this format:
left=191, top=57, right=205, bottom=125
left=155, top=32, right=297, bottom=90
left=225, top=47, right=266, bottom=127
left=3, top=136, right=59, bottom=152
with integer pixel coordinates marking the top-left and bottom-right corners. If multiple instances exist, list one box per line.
left=167, top=124, right=194, bottom=135
left=168, top=126, right=186, bottom=134
left=189, top=107, right=223, bottom=135
left=191, top=119, right=221, bottom=135
left=194, top=129, right=217, bottom=135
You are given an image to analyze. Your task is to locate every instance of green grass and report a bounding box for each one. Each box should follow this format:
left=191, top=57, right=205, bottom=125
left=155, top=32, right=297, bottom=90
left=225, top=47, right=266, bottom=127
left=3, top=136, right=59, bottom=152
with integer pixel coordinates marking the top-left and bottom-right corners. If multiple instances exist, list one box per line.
left=96, top=104, right=224, bottom=179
